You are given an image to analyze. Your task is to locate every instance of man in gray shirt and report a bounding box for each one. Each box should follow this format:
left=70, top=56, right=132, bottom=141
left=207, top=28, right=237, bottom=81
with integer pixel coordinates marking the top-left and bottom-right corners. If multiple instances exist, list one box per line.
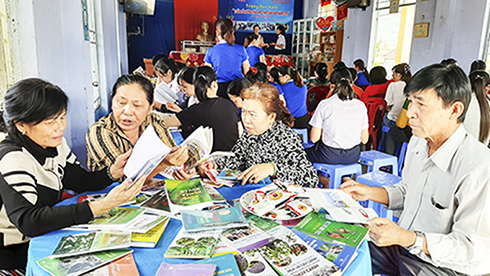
left=341, top=64, right=490, bottom=275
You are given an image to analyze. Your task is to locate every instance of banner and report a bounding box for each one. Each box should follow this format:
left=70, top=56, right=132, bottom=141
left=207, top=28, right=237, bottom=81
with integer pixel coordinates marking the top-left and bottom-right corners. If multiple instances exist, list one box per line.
left=221, top=0, right=295, bottom=34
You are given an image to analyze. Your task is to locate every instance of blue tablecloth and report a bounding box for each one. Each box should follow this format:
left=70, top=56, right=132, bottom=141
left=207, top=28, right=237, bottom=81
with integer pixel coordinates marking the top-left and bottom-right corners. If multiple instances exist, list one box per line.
left=26, top=182, right=371, bottom=276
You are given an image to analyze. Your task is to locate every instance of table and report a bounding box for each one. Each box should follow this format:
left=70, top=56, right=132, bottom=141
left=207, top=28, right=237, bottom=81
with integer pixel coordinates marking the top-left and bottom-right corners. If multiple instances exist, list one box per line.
left=26, top=183, right=371, bottom=276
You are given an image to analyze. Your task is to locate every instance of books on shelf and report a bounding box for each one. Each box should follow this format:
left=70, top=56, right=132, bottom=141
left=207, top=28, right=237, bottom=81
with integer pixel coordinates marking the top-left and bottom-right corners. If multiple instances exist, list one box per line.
left=164, top=227, right=220, bottom=259
left=131, top=217, right=171, bottom=248
left=37, top=249, right=133, bottom=276
left=181, top=206, right=248, bottom=233
left=165, top=179, right=214, bottom=215
left=293, top=228, right=357, bottom=271
left=124, top=124, right=172, bottom=181
left=259, top=231, right=341, bottom=276
left=50, top=231, right=132, bottom=259
left=293, top=212, right=369, bottom=248
left=307, top=189, right=378, bottom=223
left=155, top=262, right=216, bottom=276
left=195, top=253, right=242, bottom=276
left=84, top=252, right=139, bottom=276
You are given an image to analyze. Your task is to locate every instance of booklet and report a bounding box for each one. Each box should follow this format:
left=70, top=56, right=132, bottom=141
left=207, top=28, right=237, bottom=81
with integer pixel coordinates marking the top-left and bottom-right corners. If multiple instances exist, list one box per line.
left=155, top=262, right=216, bottom=276
left=164, top=228, right=220, bottom=259
left=50, top=231, right=132, bottom=259
left=202, top=184, right=227, bottom=203
left=220, top=225, right=273, bottom=253
left=307, top=189, right=378, bottom=223
left=37, top=249, right=133, bottom=276
left=293, top=228, right=358, bottom=271
left=238, top=249, right=277, bottom=276
left=124, top=213, right=168, bottom=234
left=194, top=253, right=241, bottom=276
left=131, top=217, right=170, bottom=248
left=72, top=207, right=145, bottom=231
left=165, top=179, right=214, bottom=215
left=293, top=212, right=369, bottom=248
left=123, top=124, right=171, bottom=181
left=181, top=206, right=248, bottom=233
left=259, top=231, right=341, bottom=276
left=84, top=252, right=139, bottom=276
left=140, top=189, right=172, bottom=216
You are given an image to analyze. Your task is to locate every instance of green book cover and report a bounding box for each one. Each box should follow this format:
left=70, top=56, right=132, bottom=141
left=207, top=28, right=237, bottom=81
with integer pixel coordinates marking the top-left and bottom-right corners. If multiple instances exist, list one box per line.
left=91, top=207, right=144, bottom=226
left=165, top=179, right=213, bottom=214
left=293, top=212, right=368, bottom=248
left=164, top=227, right=219, bottom=259
left=51, top=231, right=131, bottom=259
left=37, top=249, right=132, bottom=276
left=244, top=213, right=280, bottom=232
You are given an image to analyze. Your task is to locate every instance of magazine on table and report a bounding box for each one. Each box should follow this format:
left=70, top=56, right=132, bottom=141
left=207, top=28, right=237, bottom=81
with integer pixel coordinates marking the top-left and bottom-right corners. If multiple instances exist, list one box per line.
left=83, top=252, right=139, bottom=276
left=258, top=231, right=341, bottom=276
left=194, top=253, right=241, bottom=276
left=306, top=189, right=378, bottom=223
left=238, top=249, right=277, bottom=276
left=50, top=231, right=131, bottom=259
left=164, top=228, right=220, bottom=259
left=123, top=212, right=168, bottom=233
left=164, top=179, right=214, bottom=215
left=293, top=228, right=358, bottom=271
left=69, top=207, right=145, bottom=231
left=293, top=212, right=369, bottom=248
left=155, top=262, right=216, bottom=276
left=123, top=124, right=171, bottom=182
left=181, top=206, right=248, bottom=232
left=140, top=189, right=173, bottom=216
left=131, top=217, right=170, bottom=248
left=220, top=225, right=273, bottom=253
left=37, top=249, right=133, bottom=276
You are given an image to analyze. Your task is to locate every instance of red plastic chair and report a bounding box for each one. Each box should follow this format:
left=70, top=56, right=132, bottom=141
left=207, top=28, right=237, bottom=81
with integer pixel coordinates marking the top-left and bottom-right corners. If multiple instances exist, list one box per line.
left=361, top=98, right=387, bottom=150
left=307, top=86, right=330, bottom=116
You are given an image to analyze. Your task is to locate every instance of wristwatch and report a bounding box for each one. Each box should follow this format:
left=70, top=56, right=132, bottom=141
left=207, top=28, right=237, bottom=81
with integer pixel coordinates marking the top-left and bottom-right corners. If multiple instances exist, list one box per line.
left=408, top=231, right=424, bottom=255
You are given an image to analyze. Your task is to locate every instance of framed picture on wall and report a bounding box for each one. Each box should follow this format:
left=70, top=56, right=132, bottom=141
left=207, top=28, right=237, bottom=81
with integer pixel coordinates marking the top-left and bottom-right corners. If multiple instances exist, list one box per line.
left=414, top=22, right=429, bottom=37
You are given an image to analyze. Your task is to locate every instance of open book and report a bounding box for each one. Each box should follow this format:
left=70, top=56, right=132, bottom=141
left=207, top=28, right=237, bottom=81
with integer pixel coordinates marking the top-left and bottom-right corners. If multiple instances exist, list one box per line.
left=307, top=189, right=378, bottom=224
left=123, top=124, right=171, bottom=181
left=161, top=126, right=233, bottom=177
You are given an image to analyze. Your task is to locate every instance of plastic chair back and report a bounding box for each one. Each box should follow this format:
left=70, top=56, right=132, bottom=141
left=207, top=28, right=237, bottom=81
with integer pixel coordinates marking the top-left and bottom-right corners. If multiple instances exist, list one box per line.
left=361, top=98, right=387, bottom=150
left=307, top=86, right=330, bottom=115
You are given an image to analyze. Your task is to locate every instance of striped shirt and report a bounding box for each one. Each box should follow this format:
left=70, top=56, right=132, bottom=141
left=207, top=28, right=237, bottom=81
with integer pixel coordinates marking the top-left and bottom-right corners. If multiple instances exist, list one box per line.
left=86, top=112, right=176, bottom=177
left=0, top=135, right=111, bottom=246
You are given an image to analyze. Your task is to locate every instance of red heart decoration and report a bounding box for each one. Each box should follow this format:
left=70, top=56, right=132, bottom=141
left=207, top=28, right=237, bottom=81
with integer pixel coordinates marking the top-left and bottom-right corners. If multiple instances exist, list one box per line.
left=316, top=16, right=335, bottom=32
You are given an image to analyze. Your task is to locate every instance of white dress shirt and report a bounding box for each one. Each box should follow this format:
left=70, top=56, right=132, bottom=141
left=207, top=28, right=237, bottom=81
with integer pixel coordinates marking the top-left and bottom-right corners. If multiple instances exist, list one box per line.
left=384, top=125, right=490, bottom=274
left=309, top=94, right=368, bottom=149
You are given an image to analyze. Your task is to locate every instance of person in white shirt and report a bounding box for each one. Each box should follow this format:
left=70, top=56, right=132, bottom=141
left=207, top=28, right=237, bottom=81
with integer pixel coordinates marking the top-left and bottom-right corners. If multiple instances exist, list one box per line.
left=383, top=63, right=412, bottom=154
left=306, top=67, right=369, bottom=165
left=166, top=66, right=199, bottom=113
left=463, top=70, right=490, bottom=145
left=341, top=64, right=490, bottom=276
left=153, top=58, right=180, bottom=110
left=269, top=25, right=286, bottom=52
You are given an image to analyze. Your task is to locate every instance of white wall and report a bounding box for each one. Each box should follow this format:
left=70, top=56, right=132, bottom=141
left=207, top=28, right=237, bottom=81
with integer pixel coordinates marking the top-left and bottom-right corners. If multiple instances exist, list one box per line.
left=410, top=0, right=489, bottom=73
left=342, top=5, right=374, bottom=67
left=10, top=0, right=127, bottom=167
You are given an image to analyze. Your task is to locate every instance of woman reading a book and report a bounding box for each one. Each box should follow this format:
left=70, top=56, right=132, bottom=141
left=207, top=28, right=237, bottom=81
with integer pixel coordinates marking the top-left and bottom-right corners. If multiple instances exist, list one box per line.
left=198, top=83, right=318, bottom=188
left=0, top=78, right=146, bottom=270
left=86, top=74, right=193, bottom=181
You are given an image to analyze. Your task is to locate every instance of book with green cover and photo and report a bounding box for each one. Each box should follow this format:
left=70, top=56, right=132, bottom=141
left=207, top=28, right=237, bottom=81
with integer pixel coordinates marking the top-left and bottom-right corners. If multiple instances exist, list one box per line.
left=292, top=228, right=357, bottom=271
left=164, top=227, right=219, bottom=259
left=181, top=206, right=248, bottom=232
left=37, top=249, right=133, bottom=276
left=165, top=179, right=214, bottom=215
left=259, top=231, right=341, bottom=276
left=293, top=212, right=368, bottom=248
left=71, top=207, right=145, bottom=231
left=51, top=231, right=131, bottom=259
left=141, top=189, right=172, bottom=216
left=131, top=217, right=170, bottom=248
left=84, top=252, right=139, bottom=276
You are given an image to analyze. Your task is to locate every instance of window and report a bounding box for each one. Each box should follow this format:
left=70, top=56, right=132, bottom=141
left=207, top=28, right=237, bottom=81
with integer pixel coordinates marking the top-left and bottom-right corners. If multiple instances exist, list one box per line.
left=370, top=0, right=416, bottom=71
